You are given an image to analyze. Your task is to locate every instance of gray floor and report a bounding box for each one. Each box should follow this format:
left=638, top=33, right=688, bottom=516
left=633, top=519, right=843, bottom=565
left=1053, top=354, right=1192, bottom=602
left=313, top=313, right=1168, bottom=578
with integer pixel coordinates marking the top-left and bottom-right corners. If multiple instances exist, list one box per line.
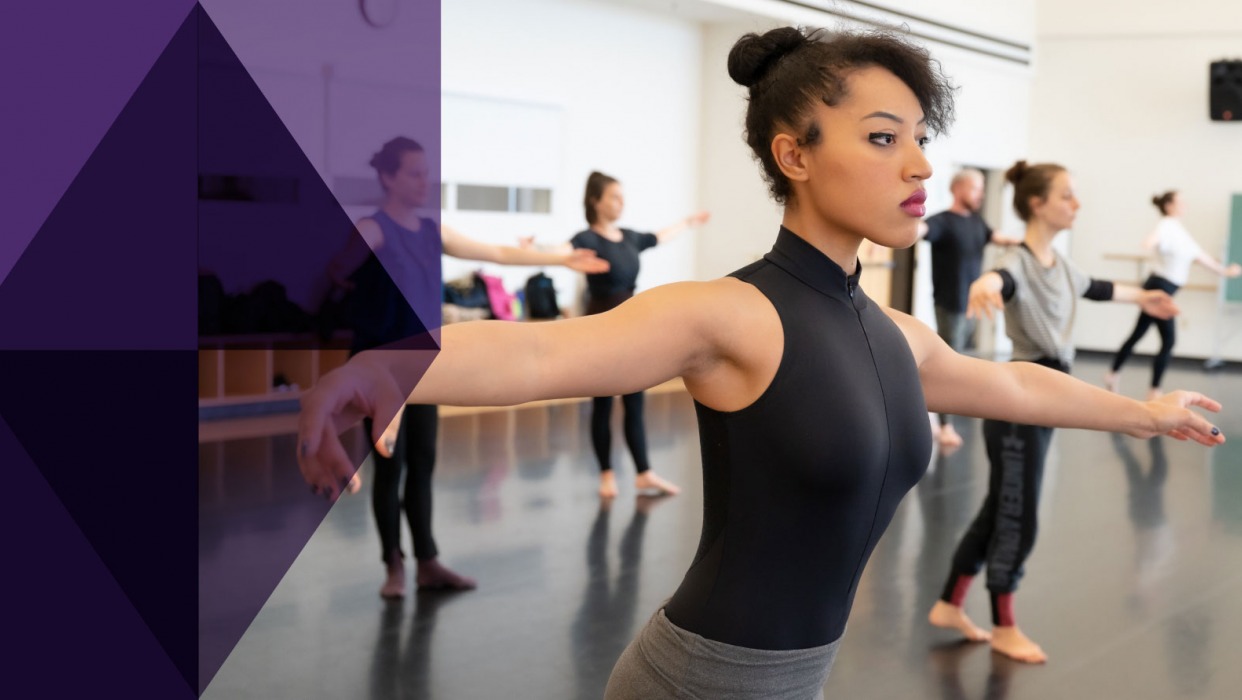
left=201, top=354, right=1242, bottom=699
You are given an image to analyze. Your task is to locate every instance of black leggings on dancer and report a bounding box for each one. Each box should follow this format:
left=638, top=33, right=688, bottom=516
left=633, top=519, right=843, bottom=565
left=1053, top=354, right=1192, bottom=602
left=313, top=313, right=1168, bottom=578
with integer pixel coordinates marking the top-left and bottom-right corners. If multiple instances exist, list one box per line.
left=940, top=359, right=1062, bottom=625
left=586, top=291, right=651, bottom=475
left=591, top=393, right=651, bottom=474
left=366, top=404, right=438, bottom=563
left=1111, top=274, right=1180, bottom=388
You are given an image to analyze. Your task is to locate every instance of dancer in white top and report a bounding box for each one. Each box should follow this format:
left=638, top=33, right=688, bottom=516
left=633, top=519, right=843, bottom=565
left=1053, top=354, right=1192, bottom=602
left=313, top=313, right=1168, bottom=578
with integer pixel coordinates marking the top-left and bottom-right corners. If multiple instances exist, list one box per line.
left=1105, top=191, right=1241, bottom=399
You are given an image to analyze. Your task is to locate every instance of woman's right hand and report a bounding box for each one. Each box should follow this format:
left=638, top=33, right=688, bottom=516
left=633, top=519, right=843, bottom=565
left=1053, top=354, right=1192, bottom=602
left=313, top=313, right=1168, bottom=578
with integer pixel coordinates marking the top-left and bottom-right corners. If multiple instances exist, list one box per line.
left=297, top=358, right=408, bottom=501
left=966, top=273, right=1005, bottom=320
left=1226, top=263, right=1242, bottom=278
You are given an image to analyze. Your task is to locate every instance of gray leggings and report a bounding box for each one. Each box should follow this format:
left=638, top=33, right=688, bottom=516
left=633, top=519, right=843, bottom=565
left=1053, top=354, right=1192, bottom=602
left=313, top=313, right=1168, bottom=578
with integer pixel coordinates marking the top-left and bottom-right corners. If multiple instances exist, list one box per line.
left=604, top=608, right=840, bottom=700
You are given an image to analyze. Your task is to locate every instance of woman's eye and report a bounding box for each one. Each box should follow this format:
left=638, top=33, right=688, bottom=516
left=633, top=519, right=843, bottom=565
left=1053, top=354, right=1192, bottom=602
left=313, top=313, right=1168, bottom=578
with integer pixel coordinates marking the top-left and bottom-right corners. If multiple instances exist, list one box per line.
left=917, top=136, right=932, bottom=149
left=869, top=133, right=895, bottom=146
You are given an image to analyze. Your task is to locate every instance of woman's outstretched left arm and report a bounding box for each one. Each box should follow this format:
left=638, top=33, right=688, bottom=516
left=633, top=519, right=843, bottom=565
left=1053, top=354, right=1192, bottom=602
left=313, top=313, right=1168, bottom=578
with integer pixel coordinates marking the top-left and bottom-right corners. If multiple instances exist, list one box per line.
left=884, top=308, right=1224, bottom=445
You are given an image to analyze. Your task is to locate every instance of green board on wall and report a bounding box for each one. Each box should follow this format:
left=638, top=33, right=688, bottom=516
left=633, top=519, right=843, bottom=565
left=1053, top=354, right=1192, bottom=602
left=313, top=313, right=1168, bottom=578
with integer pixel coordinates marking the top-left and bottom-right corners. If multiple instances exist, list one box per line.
left=1230, top=194, right=1242, bottom=302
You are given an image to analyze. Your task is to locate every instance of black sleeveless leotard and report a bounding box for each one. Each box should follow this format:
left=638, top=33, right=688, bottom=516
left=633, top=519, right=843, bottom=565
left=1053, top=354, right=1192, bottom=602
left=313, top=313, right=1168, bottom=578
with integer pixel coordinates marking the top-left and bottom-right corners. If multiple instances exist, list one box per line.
left=663, top=227, right=933, bottom=650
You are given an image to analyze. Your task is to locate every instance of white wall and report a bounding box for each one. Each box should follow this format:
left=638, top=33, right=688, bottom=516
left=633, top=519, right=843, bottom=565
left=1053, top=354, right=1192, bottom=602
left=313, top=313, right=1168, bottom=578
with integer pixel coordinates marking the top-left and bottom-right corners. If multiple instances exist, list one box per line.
left=442, top=0, right=705, bottom=310
left=202, top=0, right=705, bottom=314
left=1032, top=0, right=1242, bottom=361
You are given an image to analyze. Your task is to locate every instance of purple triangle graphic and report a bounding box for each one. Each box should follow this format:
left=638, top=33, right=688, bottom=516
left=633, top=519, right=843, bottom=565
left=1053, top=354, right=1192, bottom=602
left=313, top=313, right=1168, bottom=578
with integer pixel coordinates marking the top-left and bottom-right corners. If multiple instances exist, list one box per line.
left=193, top=4, right=440, bottom=694
left=0, top=0, right=198, bottom=288
left=194, top=6, right=439, bottom=350
left=0, top=405, right=196, bottom=699
left=0, top=3, right=198, bottom=350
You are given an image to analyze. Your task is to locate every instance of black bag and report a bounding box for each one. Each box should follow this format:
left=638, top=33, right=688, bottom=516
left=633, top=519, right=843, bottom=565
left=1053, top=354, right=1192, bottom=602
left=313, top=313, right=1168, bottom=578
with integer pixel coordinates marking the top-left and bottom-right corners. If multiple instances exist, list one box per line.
left=443, top=273, right=490, bottom=309
left=524, top=272, right=560, bottom=319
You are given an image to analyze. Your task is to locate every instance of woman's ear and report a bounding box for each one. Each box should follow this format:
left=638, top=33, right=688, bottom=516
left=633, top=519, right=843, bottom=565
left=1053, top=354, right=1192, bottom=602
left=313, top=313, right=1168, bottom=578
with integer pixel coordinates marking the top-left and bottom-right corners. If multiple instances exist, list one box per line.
left=772, top=133, right=810, bottom=184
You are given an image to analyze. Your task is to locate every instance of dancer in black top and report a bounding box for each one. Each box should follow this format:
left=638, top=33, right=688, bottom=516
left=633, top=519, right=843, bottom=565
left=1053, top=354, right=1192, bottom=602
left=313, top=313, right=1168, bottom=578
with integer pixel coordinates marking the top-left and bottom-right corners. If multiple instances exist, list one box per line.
left=919, top=168, right=1020, bottom=447
left=300, top=29, right=1224, bottom=698
left=568, top=171, right=709, bottom=498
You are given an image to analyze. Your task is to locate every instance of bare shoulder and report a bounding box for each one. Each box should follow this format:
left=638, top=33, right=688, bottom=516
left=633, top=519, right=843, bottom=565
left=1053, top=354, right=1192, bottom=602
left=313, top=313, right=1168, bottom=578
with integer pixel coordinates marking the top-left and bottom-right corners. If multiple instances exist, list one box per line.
left=641, top=276, right=774, bottom=331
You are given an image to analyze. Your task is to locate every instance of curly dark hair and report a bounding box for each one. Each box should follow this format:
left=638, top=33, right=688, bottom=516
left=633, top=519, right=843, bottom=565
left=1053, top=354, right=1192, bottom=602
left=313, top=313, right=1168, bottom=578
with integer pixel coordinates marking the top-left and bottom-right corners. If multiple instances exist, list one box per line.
left=728, top=26, right=956, bottom=204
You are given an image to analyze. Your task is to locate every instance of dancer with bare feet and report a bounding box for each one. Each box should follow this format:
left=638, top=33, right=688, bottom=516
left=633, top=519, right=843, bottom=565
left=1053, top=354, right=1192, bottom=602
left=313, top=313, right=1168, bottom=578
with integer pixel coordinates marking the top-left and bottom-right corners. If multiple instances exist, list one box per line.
left=1104, top=190, right=1241, bottom=400
left=567, top=171, right=708, bottom=499
left=929, top=161, right=1189, bottom=663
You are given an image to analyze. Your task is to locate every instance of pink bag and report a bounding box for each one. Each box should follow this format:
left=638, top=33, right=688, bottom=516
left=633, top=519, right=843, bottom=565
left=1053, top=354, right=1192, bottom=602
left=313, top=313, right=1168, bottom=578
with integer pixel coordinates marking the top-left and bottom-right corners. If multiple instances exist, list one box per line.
left=477, top=271, right=516, bottom=321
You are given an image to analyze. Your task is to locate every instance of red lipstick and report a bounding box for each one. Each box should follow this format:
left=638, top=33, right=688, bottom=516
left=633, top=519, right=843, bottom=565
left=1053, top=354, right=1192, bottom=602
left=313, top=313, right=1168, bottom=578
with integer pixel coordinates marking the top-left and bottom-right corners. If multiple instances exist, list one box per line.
left=900, top=189, right=927, bottom=217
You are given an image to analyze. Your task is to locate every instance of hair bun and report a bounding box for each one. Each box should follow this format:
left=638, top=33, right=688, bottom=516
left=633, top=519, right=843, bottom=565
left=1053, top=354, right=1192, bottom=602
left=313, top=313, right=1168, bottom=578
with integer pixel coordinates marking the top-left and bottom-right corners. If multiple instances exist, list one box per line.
left=728, top=27, right=810, bottom=88
left=1151, top=195, right=1162, bottom=207
left=1004, top=160, right=1029, bottom=186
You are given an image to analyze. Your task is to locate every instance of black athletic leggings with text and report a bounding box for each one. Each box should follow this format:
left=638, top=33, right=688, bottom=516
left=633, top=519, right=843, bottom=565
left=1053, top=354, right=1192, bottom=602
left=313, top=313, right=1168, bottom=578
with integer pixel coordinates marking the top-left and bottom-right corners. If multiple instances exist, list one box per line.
left=941, top=358, right=1063, bottom=623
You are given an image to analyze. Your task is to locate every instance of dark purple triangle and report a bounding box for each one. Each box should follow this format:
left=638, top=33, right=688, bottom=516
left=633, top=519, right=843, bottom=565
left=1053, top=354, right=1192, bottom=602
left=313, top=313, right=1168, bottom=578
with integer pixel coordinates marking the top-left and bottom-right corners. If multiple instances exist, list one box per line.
left=0, top=0, right=198, bottom=288
left=0, top=3, right=198, bottom=350
left=0, top=354, right=197, bottom=697
left=193, top=4, right=440, bottom=693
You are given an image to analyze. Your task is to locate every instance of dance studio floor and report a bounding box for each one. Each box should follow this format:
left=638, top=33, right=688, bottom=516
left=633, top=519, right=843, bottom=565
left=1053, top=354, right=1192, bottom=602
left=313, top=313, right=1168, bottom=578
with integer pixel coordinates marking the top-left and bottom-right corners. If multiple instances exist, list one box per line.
left=201, top=354, right=1242, bottom=699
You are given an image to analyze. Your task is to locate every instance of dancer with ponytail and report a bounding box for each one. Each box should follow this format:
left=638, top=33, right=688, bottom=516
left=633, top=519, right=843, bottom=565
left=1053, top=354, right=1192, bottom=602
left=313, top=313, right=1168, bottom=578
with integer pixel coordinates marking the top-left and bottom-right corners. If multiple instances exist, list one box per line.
left=929, top=162, right=1193, bottom=663
left=1104, top=191, right=1241, bottom=399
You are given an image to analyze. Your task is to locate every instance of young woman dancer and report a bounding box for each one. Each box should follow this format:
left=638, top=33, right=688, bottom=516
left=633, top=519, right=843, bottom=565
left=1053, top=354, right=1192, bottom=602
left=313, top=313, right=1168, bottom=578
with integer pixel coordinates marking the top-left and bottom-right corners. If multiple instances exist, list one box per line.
left=303, top=31, right=1223, bottom=698
left=569, top=171, right=709, bottom=498
left=928, top=162, right=1201, bottom=663
left=328, top=136, right=608, bottom=598
left=1104, top=190, right=1242, bottom=398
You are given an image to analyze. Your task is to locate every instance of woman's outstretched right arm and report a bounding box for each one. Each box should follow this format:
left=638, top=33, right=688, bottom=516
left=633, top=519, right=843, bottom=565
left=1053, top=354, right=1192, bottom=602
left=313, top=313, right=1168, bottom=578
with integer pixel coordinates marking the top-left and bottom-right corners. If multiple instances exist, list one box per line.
left=298, top=280, right=735, bottom=498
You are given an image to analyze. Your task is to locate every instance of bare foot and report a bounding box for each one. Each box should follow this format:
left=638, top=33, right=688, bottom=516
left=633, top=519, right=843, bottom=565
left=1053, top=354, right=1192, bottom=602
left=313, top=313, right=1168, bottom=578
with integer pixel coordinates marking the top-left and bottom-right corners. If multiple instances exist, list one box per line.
left=990, top=625, right=1047, bottom=663
left=937, top=423, right=964, bottom=449
left=416, top=558, right=477, bottom=591
left=928, top=600, right=991, bottom=642
left=635, top=471, right=681, bottom=496
left=1146, top=387, right=1163, bottom=401
left=1103, top=371, right=1119, bottom=393
left=599, top=471, right=619, bottom=499
left=380, top=554, right=405, bottom=600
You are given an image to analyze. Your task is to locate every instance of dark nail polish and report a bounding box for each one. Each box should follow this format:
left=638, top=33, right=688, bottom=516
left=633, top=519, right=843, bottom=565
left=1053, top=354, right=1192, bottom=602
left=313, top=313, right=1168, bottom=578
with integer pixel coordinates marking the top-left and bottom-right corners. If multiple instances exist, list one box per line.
left=310, top=485, right=320, bottom=495
left=1212, top=427, right=1220, bottom=436
left=384, top=438, right=395, bottom=454
left=300, top=441, right=310, bottom=457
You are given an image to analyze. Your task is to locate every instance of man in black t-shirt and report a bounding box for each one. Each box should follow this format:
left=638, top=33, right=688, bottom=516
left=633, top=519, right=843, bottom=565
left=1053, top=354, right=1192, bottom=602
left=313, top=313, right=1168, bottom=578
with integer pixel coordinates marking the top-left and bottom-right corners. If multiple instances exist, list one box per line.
left=918, top=169, right=1019, bottom=446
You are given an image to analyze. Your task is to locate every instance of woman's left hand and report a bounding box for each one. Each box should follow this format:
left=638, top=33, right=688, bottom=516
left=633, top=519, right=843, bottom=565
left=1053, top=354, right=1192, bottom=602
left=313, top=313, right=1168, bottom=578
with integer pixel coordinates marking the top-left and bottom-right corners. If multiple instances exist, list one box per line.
left=1129, top=390, right=1224, bottom=446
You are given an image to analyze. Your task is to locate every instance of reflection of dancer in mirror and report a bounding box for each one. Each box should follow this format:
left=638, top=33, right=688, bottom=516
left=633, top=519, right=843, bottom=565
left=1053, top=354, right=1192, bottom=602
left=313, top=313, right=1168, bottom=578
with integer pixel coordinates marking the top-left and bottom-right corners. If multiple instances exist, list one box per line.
left=327, top=136, right=609, bottom=598
left=918, top=168, right=1021, bottom=448
left=1105, top=191, right=1242, bottom=399
left=302, top=31, right=1224, bottom=697
left=929, top=161, right=1199, bottom=664
left=1111, top=433, right=1173, bottom=611
left=557, top=171, right=709, bottom=499
left=572, top=497, right=669, bottom=697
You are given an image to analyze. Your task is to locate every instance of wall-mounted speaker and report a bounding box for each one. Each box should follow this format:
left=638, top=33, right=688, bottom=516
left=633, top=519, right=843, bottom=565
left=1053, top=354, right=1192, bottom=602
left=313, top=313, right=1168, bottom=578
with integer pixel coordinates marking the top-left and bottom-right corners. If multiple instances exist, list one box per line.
left=1210, top=60, right=1242, bottom=121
